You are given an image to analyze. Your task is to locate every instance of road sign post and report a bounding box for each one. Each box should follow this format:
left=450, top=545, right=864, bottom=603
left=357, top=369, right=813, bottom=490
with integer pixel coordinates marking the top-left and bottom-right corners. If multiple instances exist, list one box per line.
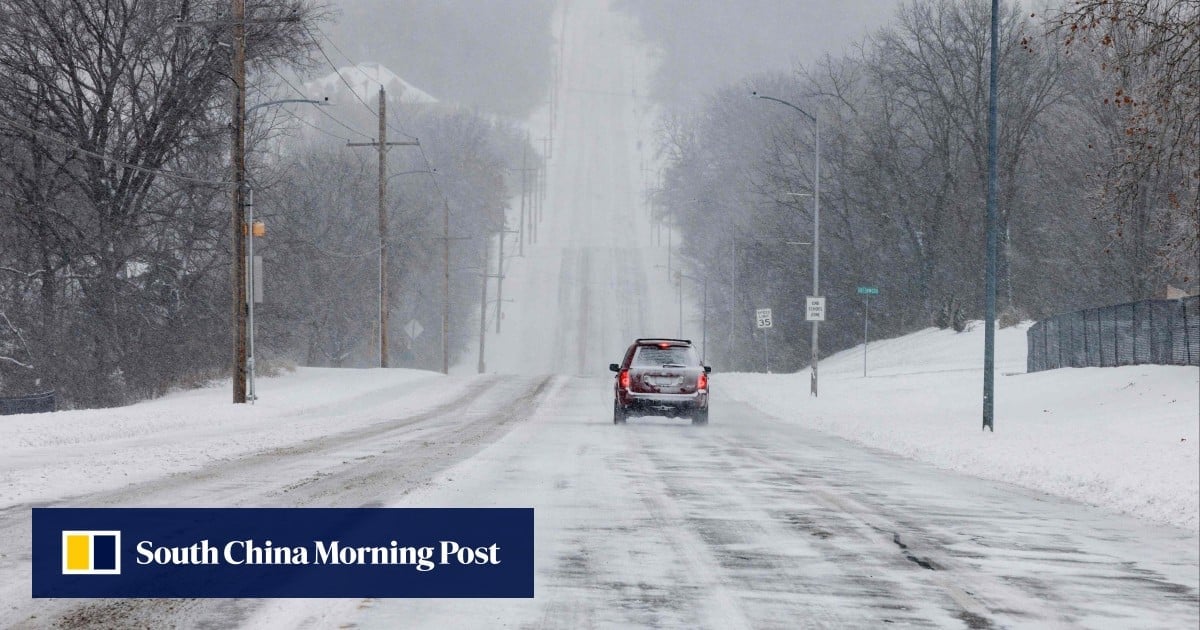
left=857, top=287, right=879, bottom=377
left=404, top=319, right=423, bottom=348
left=755, top=308, right=773, bottom=329
left=756, top=308, right=773, bottom=372
left=805, top=297, right=825, bottom=321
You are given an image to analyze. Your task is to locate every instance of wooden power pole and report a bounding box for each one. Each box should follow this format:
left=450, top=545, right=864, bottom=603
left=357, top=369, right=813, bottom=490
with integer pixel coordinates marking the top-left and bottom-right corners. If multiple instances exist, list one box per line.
left=231, top=0, right=247, bottom=403
left=349, top=87, right=417, bottom=368
left=477, top=233, right=490, bottom=373
left=178, top=0, right=298, bottom=403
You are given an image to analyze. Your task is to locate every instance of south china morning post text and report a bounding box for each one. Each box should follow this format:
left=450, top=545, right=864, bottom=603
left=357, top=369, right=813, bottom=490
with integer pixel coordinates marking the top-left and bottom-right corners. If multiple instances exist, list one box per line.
left=33, top=507, right=534, bottom=598
left=134, top=538, right=502, bottom=571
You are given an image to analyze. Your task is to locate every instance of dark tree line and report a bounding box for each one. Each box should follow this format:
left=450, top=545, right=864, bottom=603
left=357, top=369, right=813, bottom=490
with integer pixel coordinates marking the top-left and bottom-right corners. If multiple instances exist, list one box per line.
left=0, top=0, right=530, bottom=407
left=256, top=102, right=529, bottom=371
left=0, top=0, right=323, bottom=406
left=654, top=0, right=1197, bottom=373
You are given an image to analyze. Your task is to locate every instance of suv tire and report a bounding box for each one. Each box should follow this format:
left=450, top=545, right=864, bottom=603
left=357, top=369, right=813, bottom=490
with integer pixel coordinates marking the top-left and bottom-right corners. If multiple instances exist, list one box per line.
left=613, top=402, right=627, bottom=425
left=691, top=408, right=709, bottom=426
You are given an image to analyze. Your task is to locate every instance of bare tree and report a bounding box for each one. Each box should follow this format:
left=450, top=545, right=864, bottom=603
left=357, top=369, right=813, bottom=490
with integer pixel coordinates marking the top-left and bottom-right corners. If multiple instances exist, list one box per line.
left=1055, top=0, right=1200, bottom=284
left=0, top=0, right=322, bottom=405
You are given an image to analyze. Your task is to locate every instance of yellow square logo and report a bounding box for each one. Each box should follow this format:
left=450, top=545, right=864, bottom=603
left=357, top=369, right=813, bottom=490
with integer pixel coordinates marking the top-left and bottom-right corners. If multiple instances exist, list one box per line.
left=61, top=531, right=121, bottom=575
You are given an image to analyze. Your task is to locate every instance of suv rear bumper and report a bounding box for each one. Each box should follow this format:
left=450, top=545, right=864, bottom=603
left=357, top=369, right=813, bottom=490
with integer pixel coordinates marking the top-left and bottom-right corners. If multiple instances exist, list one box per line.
left=619, top=391, right=708, bottom=413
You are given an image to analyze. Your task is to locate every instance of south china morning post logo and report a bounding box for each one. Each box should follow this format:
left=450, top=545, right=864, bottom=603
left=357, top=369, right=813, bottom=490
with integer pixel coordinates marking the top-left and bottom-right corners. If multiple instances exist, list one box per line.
left=34, top=508, right=533, bottom=598
left=61, top=530, right=121, bottom=575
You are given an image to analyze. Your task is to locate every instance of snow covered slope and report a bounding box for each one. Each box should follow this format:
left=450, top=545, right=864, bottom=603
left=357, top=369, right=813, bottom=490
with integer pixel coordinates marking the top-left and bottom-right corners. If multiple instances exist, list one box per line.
left=722, top=323, right=1200, bottom=532
left=304, top=62, right=438, bottom=105
left=0, top=368, right=469, bottom=509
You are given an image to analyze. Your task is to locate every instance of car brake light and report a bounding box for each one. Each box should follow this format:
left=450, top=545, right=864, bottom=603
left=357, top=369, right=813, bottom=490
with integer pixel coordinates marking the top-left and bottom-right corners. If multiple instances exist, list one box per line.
left=658, top=343, right=670, bottom=348
left=619, top=369, right=631, bottom=389
left=697, top=372, right=708, bottom=390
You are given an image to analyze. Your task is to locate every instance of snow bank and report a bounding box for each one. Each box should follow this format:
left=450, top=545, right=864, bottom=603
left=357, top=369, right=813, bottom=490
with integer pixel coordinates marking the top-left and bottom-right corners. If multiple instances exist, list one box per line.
left=722, top=324, right=1200, bottom=532
left=0, top=368, right=470, bottom=508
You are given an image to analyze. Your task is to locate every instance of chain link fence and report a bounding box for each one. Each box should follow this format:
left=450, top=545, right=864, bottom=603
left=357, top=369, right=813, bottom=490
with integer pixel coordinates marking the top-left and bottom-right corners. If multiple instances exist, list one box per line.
left=0, top=390, right=56, bottom=415
left=1028, top=296, right=1199, bottom=373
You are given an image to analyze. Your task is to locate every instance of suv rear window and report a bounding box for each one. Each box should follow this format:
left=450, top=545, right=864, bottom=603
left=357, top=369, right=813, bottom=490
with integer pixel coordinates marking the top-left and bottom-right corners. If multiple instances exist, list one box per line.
left=632, top=345, right=699, bottom=367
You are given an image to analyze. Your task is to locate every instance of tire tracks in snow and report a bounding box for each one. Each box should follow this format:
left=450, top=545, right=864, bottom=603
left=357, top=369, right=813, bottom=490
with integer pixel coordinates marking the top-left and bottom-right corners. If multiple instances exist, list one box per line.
left=611, top=426, right=756, bottom=629
left=0, top=376, right=556, bottom=629
left=710, top=433, right=1065, bottom=628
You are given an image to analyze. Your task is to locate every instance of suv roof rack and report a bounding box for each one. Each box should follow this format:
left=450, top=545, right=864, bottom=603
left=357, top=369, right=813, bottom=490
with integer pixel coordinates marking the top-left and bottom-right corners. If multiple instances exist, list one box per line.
left=635, top=338, right=692, bottom=345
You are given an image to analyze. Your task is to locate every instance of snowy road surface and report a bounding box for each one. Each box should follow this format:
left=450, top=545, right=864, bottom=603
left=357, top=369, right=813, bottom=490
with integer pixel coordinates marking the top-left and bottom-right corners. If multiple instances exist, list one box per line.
left=3, top=0, right=1195, bottom=627
left=3, top=375, right=1196, bottom=628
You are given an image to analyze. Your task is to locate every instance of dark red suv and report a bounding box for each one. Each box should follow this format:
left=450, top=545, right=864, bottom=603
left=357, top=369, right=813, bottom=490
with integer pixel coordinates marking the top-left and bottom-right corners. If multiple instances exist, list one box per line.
left=609, top=338, right=711, bottom=425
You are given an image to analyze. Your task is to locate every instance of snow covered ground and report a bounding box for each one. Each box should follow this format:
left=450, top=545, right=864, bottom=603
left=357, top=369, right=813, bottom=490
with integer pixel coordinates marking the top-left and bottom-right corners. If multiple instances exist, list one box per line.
left=0, top=367, right=468, bottom=509
left=721, top=323, right=1200, bottom=533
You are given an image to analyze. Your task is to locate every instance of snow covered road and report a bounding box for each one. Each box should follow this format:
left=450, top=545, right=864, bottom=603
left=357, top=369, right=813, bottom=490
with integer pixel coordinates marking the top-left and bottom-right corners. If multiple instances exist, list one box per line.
left=250, top=376, right=1197, bottom=629
left=3, top=373, right=1197, bottom=627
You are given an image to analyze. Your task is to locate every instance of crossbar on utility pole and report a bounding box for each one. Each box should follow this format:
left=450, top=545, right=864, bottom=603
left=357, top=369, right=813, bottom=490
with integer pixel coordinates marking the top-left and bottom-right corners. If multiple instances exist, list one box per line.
left=348, top=87, right=419, bottom=368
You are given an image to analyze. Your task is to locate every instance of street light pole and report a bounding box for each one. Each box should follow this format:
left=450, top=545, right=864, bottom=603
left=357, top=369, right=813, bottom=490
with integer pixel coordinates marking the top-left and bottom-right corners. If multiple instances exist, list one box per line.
left=752, top=92, right=821, bottom=396
left=241, top=97, right=324, bottom=401
left=983, top=0, right=1000, bottom=431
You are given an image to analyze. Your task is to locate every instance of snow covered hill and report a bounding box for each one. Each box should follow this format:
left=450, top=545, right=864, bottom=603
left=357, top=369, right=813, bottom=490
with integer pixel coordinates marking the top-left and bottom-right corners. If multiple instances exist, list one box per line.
left=722, top=322, right=1200, bottom=532
left=304, top=62, right=438, bottom=106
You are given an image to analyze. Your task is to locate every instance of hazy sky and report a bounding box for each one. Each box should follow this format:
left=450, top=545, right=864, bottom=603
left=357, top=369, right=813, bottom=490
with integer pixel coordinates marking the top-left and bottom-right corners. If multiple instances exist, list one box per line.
left=325, top=1, right=902, bottom=116
left=614, top=0, right=901, bottom=106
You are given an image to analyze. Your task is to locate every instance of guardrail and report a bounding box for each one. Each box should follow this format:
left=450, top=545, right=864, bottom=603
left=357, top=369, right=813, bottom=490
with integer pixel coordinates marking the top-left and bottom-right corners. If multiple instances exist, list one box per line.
left=0, top=390, right=57, bottom=415
left=1027, top=296, right=1199, bottom=372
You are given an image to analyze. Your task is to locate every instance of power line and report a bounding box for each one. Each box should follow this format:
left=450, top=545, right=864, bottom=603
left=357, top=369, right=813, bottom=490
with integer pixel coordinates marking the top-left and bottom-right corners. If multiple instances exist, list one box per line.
left=0, top=112, right=232, bottom=187
left=302, top=24, right=380, bottom=120
left=267, top=66, right=373, bottom=142
left=304, top=25, right=421, bottom=143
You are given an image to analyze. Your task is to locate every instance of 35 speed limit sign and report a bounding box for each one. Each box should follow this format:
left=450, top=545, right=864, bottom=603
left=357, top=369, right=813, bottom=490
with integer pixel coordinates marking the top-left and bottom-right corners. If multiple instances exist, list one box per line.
left=755, top=308, right=773, bottom=329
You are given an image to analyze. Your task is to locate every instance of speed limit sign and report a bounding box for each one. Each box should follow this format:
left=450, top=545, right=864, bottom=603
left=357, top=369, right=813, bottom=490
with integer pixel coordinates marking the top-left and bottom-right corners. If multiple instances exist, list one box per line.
left=755, top=308, right=773, bottom=329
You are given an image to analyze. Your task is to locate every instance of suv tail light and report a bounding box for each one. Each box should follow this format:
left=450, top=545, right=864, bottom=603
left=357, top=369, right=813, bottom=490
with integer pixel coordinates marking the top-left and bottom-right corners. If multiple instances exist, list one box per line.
left=619, top=368, right=631, bottom=389
left=697, top=372, right=708, bottom=390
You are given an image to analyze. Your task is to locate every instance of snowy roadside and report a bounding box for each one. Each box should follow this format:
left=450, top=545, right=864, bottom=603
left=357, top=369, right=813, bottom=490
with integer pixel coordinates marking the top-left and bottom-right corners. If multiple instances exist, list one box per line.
left=721, top=324, right=1200, bottom=532
left=0, top=367, right=475, bottom=509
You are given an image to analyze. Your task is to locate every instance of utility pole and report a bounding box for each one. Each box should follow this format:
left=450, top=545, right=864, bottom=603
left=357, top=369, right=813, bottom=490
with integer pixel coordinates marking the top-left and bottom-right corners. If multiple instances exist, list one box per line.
left=348, top=87, right=418, bottom=368
left=180, top=2, right=298, bottom=403
left=435, top=203, right=472, bottom=374
left=520, top=144, right=527, bottom=255
left=230, top=0, right=247, bottom=403
left=442, top=199, right=450, bottom=374
left=496, top=225, right=519, bottom=333
left=477, top=232, right=490, bottom=373
left=496, top=227, right=505, bottom=333
left=513, top=147, right=537, bottom=255
left=531, top=165, right=540, bottom=243
left=538, top=137, right=551, bottom=228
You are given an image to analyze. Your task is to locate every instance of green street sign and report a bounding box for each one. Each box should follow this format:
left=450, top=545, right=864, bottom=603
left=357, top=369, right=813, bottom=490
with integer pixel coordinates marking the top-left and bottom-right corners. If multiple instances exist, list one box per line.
left=857, top=286, right=879, bottom=295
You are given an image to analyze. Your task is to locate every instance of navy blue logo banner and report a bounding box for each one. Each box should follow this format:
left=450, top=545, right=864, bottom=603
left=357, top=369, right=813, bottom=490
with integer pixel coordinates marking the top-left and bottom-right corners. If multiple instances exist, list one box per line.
left=33, top=508, right=534, bottom=598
